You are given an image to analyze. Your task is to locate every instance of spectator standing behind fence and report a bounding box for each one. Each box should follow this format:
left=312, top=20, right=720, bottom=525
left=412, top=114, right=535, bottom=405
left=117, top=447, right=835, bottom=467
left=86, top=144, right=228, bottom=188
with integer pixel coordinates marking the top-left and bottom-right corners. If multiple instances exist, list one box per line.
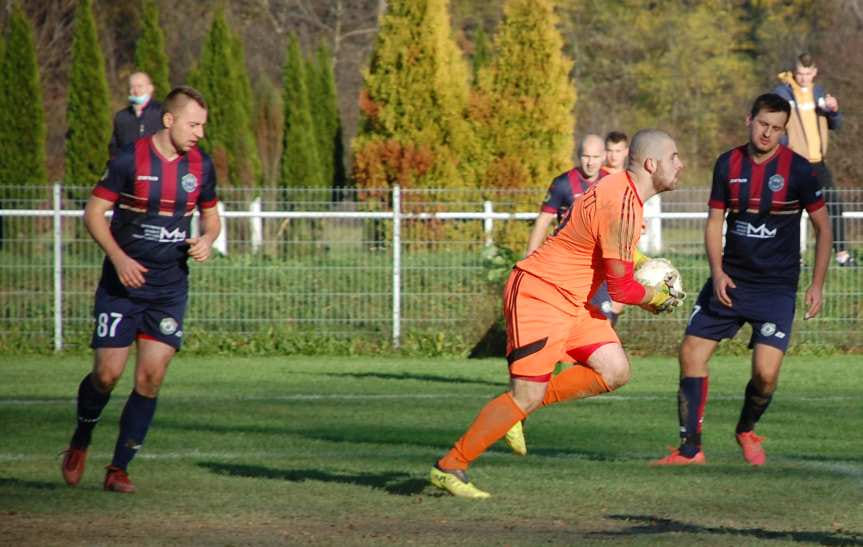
left=773, top=53, right=853, bottom=267
left=108, top=72, right=163, bottom=157
left=60, top=86, right=221, bottom=493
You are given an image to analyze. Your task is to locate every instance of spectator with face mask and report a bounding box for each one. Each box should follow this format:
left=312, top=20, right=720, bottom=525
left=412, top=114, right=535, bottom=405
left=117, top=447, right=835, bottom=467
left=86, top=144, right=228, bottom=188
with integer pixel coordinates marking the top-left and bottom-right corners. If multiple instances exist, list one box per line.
left=108, top=72, right=164, bottom=157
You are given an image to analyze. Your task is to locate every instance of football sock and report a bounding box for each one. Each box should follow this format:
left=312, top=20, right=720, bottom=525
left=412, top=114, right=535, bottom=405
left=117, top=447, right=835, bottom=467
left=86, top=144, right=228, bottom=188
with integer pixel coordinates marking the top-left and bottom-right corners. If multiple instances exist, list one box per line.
left=736, top=380, right=773, bottom=434
left=438, top=392, right=526, bottom=471
left=678, top=376, right=708, bottom=458
left=111, top=390, right=157, bottom=470
left=70, top=373, right=111, bottom=449
left=541, top=364, right=611, bottom=407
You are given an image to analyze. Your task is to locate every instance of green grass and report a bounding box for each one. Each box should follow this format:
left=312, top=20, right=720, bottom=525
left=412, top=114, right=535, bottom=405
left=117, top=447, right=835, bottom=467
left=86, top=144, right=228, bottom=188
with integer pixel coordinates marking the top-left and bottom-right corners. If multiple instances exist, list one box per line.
left=1, top=354, right=861, bottom=545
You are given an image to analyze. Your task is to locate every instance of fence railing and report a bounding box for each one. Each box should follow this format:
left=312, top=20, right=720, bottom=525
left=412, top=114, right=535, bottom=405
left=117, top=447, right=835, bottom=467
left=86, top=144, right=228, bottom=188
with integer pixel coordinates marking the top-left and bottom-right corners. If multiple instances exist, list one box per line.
left=1, top=184, right=861, bottom=353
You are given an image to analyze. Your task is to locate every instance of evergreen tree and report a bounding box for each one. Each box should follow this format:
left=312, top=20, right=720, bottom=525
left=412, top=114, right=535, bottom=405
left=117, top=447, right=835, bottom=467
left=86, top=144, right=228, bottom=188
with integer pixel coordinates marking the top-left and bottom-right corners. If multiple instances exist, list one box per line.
left=0, top=3, right=46, bottom=188
left=473, top=0, right=575, bottom=198
left=134, top=0, right=170, bottom=99
left=230, top=30, right=254, bottom=125
left=470, top=26, right=491, bottom=84
left=280, top=34, right=321, bottom=190
left=306, top=42, right=342, bottom=187
left=253, top=75, right=283, bottom=187
left=189, top=9, right=261, bottom=187
left=65, top=0, right=111, bottom=192
left=351, top=0, right=474, bottom=191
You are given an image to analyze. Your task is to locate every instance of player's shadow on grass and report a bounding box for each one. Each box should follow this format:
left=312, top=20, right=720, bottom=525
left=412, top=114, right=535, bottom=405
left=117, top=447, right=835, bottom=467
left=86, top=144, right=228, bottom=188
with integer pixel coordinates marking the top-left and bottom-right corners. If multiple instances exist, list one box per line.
left=0, top=477, right=62, bottom=490
left=595, top=514, right=863, bottom=545
left=317, top=371, right=505, bottom=387
left=197, top=462, right=428, bottom=497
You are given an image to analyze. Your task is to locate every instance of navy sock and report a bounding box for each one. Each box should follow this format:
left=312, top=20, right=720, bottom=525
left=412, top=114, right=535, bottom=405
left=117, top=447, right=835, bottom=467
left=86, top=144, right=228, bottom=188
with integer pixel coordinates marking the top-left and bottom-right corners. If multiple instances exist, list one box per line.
left=678, top=376, right=708, bottom=457
left=111, top=391, right=157, bottom=470
left=70, top=373, right=111, bottom=449
left=736, top=380, right=772, bottom=434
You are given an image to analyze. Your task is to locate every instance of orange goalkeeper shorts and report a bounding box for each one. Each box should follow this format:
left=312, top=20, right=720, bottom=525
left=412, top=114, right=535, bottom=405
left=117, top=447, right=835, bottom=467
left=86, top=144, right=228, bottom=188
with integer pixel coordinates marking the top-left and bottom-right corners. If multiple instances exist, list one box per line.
left=503, top=268, right=619, bottom=378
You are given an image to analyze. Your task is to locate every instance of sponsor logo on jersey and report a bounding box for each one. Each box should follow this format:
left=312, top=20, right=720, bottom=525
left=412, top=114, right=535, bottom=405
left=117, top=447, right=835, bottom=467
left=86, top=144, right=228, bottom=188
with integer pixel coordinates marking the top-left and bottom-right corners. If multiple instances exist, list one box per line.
left=760, top=322, right=777, bottom=337
left=133, top=224, right=188, bottom=243
left=768, top=174, right=785, bottom=192
left=181, top=173, right=198, bottom=193
left=729, top=178, right=747, bottom=184
left=137, top=175, right=159, bottom=181
left=733, top=220, right=776, bottom=239
left=159, top=317, right=178, bottom=335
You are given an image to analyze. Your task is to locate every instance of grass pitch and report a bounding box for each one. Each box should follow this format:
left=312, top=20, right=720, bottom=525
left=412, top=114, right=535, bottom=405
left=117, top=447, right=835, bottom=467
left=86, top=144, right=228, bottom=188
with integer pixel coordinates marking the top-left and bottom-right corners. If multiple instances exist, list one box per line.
left=1, top=354, right=861, bottom=545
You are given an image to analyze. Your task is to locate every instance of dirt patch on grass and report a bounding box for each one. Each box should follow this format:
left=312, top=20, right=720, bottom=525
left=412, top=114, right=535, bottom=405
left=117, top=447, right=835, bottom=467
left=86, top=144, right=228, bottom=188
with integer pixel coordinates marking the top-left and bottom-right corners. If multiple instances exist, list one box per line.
left=1, top=510, right=619, bottom=545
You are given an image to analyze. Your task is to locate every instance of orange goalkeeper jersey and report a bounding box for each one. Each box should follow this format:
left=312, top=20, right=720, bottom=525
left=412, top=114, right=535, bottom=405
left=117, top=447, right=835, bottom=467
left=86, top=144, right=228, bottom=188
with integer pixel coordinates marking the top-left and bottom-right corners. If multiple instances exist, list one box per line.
left=517, top=171, right=644, bottom=305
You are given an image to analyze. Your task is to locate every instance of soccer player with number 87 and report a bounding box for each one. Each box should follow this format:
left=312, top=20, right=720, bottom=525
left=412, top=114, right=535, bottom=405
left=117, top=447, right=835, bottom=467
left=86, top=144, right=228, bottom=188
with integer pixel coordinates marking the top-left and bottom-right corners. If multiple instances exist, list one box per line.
left=60, top=86, right=221, bottom=493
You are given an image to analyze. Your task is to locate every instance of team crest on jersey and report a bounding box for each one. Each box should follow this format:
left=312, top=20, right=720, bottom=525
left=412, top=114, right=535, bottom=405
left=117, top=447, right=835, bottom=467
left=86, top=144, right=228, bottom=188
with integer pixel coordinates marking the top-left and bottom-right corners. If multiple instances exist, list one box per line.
left=768, top=174, right=784, bottom=192
left=760, top=322, right=777, bottom=337
left=159, top=317, right=178, bottom=335
left=181, top=173, right=198, bottom=193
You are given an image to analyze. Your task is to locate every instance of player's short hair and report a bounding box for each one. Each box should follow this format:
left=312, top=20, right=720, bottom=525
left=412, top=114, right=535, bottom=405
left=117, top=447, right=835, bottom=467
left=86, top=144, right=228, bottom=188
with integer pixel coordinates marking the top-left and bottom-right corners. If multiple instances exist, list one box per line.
left=749, top=93, right=790, bottom=120
left=628, top=129, right=673, bottom=165
left=163, top=86, right=208, bottom=116
left=797, top=52, right=815, bottom=68
left=577, top=134, right=604, bottom=156
left=605, top=131, right=628, bottom=146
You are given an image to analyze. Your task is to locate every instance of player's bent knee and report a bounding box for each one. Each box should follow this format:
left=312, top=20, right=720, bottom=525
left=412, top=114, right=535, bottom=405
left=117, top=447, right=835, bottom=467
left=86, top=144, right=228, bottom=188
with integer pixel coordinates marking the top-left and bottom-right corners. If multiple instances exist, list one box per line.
left=510, top=377, right=549, bottom=414
left=92, top=370, right=121, bottom=392
left=600, top=361, right=630, bottom=390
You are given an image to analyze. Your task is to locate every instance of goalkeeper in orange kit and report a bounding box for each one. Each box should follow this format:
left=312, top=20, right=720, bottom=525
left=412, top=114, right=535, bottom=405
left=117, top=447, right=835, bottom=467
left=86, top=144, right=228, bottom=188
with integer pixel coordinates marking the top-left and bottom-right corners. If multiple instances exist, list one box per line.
left=430, top=129, right=686, bottom=498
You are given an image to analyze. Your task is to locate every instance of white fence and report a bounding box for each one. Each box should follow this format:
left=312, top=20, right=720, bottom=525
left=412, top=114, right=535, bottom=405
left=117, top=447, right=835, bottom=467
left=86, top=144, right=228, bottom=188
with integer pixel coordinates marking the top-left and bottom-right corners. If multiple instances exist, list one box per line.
left=1, top=184, right=861, bottom=353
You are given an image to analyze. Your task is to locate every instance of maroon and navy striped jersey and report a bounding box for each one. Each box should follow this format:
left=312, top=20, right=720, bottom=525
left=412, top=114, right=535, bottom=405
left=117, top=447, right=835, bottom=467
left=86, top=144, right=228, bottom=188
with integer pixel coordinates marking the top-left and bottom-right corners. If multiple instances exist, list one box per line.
left=709, top=144, right=824, bottom=288
left=540, top=167, right=610, bottom=223
left=92, top=135, right=218, bottom=288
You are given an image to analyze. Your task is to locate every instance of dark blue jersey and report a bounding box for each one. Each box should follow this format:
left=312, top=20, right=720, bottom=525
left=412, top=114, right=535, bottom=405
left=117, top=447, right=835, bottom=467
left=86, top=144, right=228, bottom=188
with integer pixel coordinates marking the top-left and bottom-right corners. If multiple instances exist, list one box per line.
left=709, top=144, right=824, bottom=288
left=540, top=167, right=609, bottom=222
left=92, top=136, right=218, bottom=290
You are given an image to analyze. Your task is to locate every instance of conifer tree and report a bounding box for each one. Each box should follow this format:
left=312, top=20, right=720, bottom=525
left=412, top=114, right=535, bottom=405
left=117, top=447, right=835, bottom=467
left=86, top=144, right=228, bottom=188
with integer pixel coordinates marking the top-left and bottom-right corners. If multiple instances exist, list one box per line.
left=306, top=42, right=342, bottom=187
left=189, top=9, right=261, bottom=187
left=352, top=0, right=474, bottom=191
left=473, top=0, right=575, bottom=200
left=253, top=76, right=283, bottom=187
left=230, top=30, right=254, bottom=125
left=0, top=3, right=46, bottom=188
left=65, top=0, right=111, bottom=192
left=280, top=34, right=321, bottom=190
left=470, top=27, right=491, bottom=84
left=134, top=0, right=170, bottom=99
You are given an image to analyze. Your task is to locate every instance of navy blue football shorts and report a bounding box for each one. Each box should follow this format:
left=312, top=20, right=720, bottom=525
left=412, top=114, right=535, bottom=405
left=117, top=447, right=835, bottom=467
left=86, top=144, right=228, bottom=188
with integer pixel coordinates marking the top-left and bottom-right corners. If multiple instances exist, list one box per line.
left=589, top=281, right=618, bottom=324
left=90, top=285, right=188, bottom=350
left=685, top=278, right=796, bottom=352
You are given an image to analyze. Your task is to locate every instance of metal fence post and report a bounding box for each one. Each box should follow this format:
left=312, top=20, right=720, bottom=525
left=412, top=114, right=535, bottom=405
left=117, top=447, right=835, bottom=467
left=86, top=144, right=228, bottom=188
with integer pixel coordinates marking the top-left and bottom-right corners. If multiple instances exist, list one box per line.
left=250, top=197, right=263, bottom=253
left=53, top=182, right=63, bottom=351
left=483, top=200, right=494, bottom=246
left=392, top=184, right=401, bottom=348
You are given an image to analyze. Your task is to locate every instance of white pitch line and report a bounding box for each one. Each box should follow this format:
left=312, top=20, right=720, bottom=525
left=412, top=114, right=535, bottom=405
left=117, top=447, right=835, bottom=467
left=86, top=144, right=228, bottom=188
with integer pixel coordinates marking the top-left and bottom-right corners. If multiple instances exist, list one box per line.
left=0, top=393, right=857, bottom=405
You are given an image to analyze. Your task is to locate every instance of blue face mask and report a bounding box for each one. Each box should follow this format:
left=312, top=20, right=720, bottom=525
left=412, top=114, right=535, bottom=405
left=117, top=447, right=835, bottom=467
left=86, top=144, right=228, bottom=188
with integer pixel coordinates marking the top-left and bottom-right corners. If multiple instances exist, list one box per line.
left=128, top=94, right=150, bottom=106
